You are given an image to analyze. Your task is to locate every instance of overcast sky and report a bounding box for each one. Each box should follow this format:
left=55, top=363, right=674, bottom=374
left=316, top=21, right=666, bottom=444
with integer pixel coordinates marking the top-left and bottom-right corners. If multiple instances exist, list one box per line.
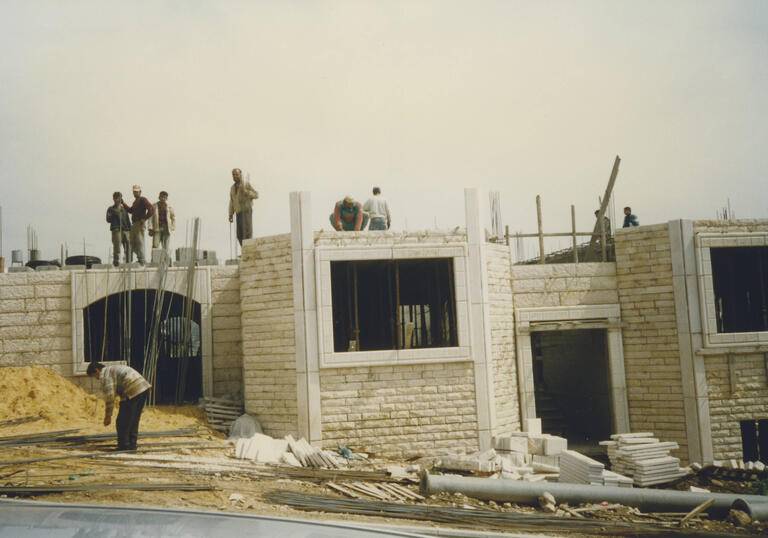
left=1, top=1, right=766, bottom=263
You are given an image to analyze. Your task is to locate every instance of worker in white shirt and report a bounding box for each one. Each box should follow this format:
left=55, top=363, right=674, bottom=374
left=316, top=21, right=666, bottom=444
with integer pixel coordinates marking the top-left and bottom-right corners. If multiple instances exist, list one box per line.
left=362, top=186, right=391, bottom=231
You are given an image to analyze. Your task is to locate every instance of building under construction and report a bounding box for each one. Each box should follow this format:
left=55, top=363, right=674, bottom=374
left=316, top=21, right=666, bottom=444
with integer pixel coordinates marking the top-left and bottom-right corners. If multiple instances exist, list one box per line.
left=1, top=188, right=768, bottom=467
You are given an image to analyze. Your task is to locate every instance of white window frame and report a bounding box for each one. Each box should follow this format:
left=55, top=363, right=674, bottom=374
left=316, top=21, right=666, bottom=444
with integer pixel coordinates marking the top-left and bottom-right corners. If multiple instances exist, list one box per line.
left=695, top=232, right=768, bottom=348
left=70, top=267, right=213, bottom=397
left=315, top=244, right=471, bottom=368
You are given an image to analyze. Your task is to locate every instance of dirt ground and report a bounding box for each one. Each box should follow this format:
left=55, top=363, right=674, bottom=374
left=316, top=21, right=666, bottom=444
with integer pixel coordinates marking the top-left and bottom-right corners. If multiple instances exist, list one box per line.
left=1, top=366, right=766, bottom=536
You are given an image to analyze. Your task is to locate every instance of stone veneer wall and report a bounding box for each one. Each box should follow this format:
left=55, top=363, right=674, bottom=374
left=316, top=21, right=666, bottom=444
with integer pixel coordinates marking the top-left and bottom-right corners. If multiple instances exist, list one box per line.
left=0, top=270, right=79, bottom=384
left=314, top=229, right=479, bottom=458
left=210, top=265, right=243, bottom=397
left=704, top=352, right=768, bottom=460
left=486, top=243, right=519, bottom=435
left=693, top=220, right=768, bottom=460
left=319, top=362, right=479, bottom=459
left=0, top=266, right=243, bottom=397
left=239, top=234, right=299, bottom=438
left=614, top=223, right=689, bottom=462
left=510, top=262, right=618, bottom=307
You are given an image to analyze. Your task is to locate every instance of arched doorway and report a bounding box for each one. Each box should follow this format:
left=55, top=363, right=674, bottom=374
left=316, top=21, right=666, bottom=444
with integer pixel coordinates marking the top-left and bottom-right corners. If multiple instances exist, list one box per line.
left=83, top=289, right=203, bottom=404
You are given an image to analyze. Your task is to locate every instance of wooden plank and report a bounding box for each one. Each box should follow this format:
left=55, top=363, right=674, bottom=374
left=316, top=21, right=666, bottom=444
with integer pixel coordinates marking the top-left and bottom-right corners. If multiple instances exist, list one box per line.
left=587, top=155, right=621, bottom=254
left=680, top=498, right=714, bottom=527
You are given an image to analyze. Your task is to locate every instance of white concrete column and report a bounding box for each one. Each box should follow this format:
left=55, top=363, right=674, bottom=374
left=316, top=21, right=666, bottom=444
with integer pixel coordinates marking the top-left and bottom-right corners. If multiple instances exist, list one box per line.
left=290, top=192, right=322, bottom=445
left=669, top=219, right=712, bottom=463
left=464, top=188, right=497, bottom=449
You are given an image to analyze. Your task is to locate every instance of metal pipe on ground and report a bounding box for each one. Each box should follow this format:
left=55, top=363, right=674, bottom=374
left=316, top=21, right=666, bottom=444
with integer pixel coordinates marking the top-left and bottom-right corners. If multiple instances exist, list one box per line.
left=421, top=473, right=768, bottom=519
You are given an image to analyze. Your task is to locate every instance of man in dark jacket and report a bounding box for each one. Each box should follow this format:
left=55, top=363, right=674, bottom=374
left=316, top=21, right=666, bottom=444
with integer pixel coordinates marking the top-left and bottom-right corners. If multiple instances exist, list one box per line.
left=106, top=192, right=131, bottom=266
left=123, top=185, right=155, bottom=265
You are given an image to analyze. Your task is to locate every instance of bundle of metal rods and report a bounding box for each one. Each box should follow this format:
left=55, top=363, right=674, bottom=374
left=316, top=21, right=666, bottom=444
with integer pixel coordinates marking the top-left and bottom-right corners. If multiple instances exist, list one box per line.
left=0, top=415, right=45, bottom=428
left=0, top=483, right=214, bottom=497
left=0, top=427, right=200, bottom=448
left=264, top=491, right=716, bottom=536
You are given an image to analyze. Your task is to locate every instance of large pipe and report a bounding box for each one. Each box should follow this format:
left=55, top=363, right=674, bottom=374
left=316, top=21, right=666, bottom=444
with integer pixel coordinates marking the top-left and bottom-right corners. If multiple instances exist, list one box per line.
left=422, top=473, right=768, bottom=519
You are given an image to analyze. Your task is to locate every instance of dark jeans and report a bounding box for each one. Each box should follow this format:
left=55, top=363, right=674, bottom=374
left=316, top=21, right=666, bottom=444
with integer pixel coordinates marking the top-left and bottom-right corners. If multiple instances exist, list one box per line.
left=328, top=212, right=370, bottom=231
left=235, top=209, right=253, bottom=245
left=116, top=390, right=148, bottom=450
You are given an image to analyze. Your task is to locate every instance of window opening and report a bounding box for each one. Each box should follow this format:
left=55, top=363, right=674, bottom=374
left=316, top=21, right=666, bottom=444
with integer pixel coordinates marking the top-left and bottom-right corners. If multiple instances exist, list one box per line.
left=741, top=419, right=768, bottom=463
left=711, top=247, right=768, bottom=333
left=330, top=258, right=457, bottom=352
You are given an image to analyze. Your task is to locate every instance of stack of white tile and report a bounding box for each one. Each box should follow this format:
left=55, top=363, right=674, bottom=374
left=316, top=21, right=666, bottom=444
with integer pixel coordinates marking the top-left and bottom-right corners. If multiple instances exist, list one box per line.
left=558, top=449, right=634, bottom=487
left=601, top=432, right=689, bottom=486
left=558, top=450, right=605, bottom=485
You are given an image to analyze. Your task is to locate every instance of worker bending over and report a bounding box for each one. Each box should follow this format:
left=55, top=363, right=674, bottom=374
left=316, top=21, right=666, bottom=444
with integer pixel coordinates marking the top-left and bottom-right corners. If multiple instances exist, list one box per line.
left=330, top=195, right=369, bottom=231
left=87, top=362, right=151, bottom=451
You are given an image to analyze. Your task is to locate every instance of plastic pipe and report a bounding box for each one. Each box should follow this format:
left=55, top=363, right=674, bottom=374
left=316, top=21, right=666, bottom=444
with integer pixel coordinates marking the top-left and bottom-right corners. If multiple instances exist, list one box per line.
left=422, top=473, right=768, bottom=519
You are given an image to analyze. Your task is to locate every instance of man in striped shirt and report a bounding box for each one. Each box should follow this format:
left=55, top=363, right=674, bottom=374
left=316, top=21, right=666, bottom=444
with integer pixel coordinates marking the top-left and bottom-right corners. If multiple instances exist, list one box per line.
left=87, top=362, right=151, bottom=451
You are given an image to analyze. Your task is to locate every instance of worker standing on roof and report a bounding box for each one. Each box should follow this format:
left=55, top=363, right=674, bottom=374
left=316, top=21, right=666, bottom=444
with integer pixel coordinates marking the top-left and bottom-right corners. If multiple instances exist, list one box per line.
left=363, top=187, right=391, bottom=230
left=87, top=362, right=151, bottom=452
left=622, top=206, right=639, bottom=228
left=106, top=192, right=131, bottom=267
left=228, top=168, right=259, bottom=246
left=148, top=191, right=175, bottom=252
left=330, top=195, right=369, bottom=231
left=123, top=185, right=155, bottom=265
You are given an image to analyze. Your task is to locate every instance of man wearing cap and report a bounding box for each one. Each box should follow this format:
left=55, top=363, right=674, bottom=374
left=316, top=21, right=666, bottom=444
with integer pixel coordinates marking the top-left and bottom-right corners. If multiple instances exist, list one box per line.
left=123, top=185, right=155, bottom=265
left=330, top=195, right=369, bottom=231
left=228, top=168, right=259, bottom=246
left=106, top=192, right=131, bottom=266
left=148, top=191, right=175, bottom=252
left=363, top=187, right=391, bottom=231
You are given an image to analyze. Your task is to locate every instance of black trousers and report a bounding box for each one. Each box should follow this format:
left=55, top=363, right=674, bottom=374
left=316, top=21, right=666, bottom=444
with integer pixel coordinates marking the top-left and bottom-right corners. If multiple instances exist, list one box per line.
left=235, top=209, right=253, bottom=246
left=116, top=390, right=148, bottom=450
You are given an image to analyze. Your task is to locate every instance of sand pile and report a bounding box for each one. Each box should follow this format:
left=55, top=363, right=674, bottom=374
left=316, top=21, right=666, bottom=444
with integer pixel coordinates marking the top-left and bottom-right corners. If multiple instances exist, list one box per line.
left=0, top=366, right=207, bottom=436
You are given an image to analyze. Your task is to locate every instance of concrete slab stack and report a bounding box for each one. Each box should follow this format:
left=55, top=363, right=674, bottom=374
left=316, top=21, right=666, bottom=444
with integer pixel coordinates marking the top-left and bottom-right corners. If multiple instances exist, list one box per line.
left=601, top=432, right=690, bottom=486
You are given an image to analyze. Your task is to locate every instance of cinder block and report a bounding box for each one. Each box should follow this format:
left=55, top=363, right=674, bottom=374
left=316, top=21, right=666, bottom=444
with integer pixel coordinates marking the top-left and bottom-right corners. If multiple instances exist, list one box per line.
left=524, top=418, right=542, bottom=435
left=543, top=434, right=568, bottom=456
left=495, top=435, right=528, bottom=453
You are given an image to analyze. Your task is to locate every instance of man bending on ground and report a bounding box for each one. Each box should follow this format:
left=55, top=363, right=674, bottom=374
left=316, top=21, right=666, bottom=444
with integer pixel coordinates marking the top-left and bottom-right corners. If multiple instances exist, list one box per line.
left=87, top=362, right=151, bottom=451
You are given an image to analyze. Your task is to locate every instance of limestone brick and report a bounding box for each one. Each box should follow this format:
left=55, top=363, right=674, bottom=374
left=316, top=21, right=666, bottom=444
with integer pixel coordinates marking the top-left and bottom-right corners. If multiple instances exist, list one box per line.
left=0, top=285, right=34, bottom=299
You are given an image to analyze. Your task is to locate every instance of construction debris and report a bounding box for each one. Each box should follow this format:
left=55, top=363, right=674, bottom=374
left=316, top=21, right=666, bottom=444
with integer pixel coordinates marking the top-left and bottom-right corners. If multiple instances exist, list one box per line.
left=199, top=396, right=244, bottom=433
left=265, top=490, right=726, bottom=535
left=602, top=432, right=690, bottom=486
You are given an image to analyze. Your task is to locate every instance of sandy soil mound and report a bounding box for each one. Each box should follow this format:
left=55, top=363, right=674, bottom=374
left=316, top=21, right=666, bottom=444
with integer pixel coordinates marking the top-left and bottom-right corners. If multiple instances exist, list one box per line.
left=0, top=366, right=207, bottom=437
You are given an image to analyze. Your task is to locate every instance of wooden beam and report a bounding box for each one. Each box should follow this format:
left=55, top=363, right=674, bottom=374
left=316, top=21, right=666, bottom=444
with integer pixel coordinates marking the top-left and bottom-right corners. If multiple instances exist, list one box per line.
left=536, top=195, right=545, bottom=264
left=588, top=155, right=621, bottom=255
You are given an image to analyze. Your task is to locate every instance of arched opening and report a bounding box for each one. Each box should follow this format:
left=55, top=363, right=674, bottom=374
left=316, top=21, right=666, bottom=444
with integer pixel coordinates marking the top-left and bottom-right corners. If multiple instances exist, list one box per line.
left=83, top=289, right=203, bottom=404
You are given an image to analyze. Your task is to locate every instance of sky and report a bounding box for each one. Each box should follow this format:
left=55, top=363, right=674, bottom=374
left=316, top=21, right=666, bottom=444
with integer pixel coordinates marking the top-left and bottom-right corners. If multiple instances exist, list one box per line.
left=1, top=1, right=767, bottom=263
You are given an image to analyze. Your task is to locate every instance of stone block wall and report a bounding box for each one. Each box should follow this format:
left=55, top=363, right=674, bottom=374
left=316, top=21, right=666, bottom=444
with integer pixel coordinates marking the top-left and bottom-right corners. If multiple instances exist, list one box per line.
left=210, top=265, right=243, bottom=397
left=0, top=271, right=77, bottom=383
left=239, top=234, right=299, bottom=438
left=510, top=262, right=618, bottom=308
left=319, top=361, right=478, bottom=459
left=693, top=220, right=768, bottom=461
left=614, top=223, right=689, bottom=461
left=705, top=352, right=768, bottom=460
left=486, top=243, right=519, bottom=435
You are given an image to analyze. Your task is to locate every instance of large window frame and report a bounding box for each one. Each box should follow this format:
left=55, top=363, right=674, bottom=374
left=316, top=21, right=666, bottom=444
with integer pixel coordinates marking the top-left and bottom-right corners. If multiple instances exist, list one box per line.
left=696, top=233, right=768, bottom=348
left=316, top=245, right=470, bottom=368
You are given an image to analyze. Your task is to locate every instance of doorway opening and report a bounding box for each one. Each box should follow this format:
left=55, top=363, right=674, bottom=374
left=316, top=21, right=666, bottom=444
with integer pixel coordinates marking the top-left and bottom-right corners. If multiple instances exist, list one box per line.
left=83, top=289, right=202, bottom=404
left=532, top=328, right=612, bottom=453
